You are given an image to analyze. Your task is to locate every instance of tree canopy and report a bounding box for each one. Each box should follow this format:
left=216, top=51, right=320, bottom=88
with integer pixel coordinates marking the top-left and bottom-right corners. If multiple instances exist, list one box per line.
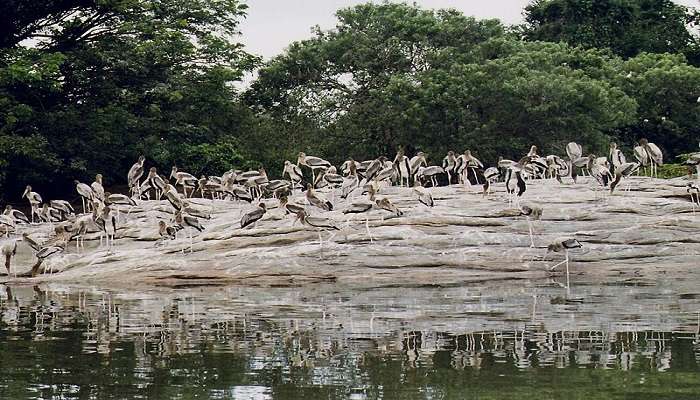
left=1, top=1, right=700, bottom=202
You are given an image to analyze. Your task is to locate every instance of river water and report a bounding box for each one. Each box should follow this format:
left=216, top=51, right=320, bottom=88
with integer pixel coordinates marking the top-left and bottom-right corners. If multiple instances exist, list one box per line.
left=1, top=278, right=699, bottom=399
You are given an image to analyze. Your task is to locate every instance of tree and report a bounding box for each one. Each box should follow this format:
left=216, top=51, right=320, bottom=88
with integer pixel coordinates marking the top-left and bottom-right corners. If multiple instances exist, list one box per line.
left=522, top=0, right=700, bottom=64
left=0, top=0, right=260, bottom=201
left=245, top=3, right=637, bottom=165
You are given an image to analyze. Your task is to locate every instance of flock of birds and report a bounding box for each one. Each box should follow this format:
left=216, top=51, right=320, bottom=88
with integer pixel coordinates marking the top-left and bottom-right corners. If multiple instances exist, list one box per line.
left=1, top=138, right=699, bottom=287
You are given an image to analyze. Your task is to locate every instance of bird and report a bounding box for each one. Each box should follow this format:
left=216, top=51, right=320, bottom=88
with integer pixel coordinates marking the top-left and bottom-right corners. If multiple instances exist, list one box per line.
left=38, top=203, right=62, bottom=224
left=22, top=185, right=42, bottom=223
left=683, top=144, right=700, bottom=179
left=241, top=203, right=267, bottom=228
left=587, top=154, right=613, bottom=200
left=609, top=143, right=627, bottom=173
left=566, top=142, right=583, bottom=178
left=170, top=166, right=197, bottom=198
left=687, top=182, right=699, bottom=215
left=279, top=195, right=305, bottom=215
left=394, top=148, right=412, bottom=187
left=283, top=160, right=304, bottom=188
left=1, top=239, right=20, bottom=277
left=31, top=243, right=67, bottom=277
left=75, top=180, right=95, bottom=214
left=409, top=152, right=428, bottom=184
left=50, top=200, right=74, bottom=219
left=70, top=215, right=92, bottom=252
left=340, top=163, right=360, bottom=199
left=179, top=201, right=211, bottom=220
left=0, top=215, right=15, bottom=237
left=416, top=166, right=445, bottom=188
left=527, top=145, right=539, bottom=158
left=93, top=202, right=117, bottom=249
left=320, top=166, right=344, bottom=188
left=375, top=197, right=402, bottom=217
left=633, top=143, right=649, bottom=176
left=297, top=152, right=331, bottom=184
left=91, top=174, right=105, bottom=202
left=639, top=138, right=663, bottom=178
left=504, top=159, right=528, bottom=207
left=519, top=205, right=542, bottom=248
left=442, top=151, right=458, bottom=184
left=127, top=155, right=146, bottom=196
left=294, top=209, right=341, bottom=253
left=412, top=180, right=434, bottom=207
left=145, top=168, right=167, bottom=200
left=157, top=220, right=181, bottom=244
left=305, top=184, right=333, bottom=211
left=610, top=162, right=640, bottom=194
left=482, top=167, right=500, bottom=196
left=3, top=205, right=29, bottom=224
left=456, top=150, right=483, bottom=185
left=548, top=239, right=583, bottom=290
left=174, top=209, right=204, bottom=253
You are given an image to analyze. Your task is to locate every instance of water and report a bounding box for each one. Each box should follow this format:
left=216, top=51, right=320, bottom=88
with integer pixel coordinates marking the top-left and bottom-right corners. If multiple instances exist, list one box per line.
left=1, top=281, right=699, bottom=399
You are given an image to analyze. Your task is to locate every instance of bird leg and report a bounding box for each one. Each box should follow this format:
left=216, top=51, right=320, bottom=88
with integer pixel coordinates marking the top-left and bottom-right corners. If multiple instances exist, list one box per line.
left=365, top=217, right=373, bottom=243
left=565, top=250, right=570, bottom=290
left=527, top=218, right=535, bottom=248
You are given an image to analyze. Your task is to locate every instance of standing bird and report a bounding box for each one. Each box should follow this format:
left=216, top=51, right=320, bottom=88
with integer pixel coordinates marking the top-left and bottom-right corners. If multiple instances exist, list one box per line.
left=294, top=209, right=341, bottom=253
left=174, top=210, right=204, bottom=253
left=241, top=203, right=267, bottom=229
left=416, top=166, right=445, bottom=188
left=145, top=168, right=167, bottom=200
left=456, top=150, right=484, bottom=185
left=519, top=205, right=542, bottom=248
left=91, top=174, right=105, bottom=202
left=566, top=142, right=584, bottom=178
left=548, top=239, right=583, bottom=290
left=687, top=182, right=699, bottom=215
left=22, top=185, right=42, bottom=223
left=50, top=200, right=74, bottom=220
left=38, top=203, right=61, bottom=224
left=279, top=195, right=305, bottom=215
left=93, top=202, right=117, bottom=249
left=609, top=143, right=627, bottom=173
left=170, top=166, right=197, bottom=198
left=297, top=152, right=331, bottom=184
left=1, top=239, right=20, bottom=277
left=633, top=143, right=649, bottom=176
left=639, top=138, right=663, bottom=178
left=4, top=205, right=29, bottom=224
left=482, top=167, right=500, bottom=196
left=127, top=155, right=146, bottom=196
left=341, top=163, right=360, bottom=200
left=409, top=152, right=428, bottom=184
left=412, top=180, right=434, bottom=207
left=443, top=151, right=458, bottom=185
left=610, top=162, right=640, bottom=194
left=305, top=184, right=333, bottom=211
left=0, top=215, right=15, bottom=237
left=283, top=160, right=304, bottom=188
left=75, top=180, right=95, bottom=214
left=31, top=243, right=67, bottom=277
left=587, top=154, right=613, bottom=199
left=394, top=148, right=412, bottom=187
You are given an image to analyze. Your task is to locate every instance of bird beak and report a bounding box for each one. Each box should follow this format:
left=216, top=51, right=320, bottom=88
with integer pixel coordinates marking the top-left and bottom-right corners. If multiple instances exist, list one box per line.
left=22, top=188, right=29, bottom=198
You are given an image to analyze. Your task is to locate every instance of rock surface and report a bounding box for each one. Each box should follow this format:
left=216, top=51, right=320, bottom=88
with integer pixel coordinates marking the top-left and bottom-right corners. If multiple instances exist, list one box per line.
left=2, top=175, right=698, bottom=291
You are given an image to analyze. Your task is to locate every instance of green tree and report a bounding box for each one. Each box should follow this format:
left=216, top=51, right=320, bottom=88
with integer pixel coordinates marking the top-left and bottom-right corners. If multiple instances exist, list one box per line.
left=522, top=0, right=700, bottom=64
left=0, top=0, right=259, bottom=201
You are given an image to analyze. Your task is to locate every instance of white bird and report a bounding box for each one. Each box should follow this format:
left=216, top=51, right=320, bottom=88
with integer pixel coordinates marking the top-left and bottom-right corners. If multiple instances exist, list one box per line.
left=687, top=182, right=699, bottom=215
left=416, top=166, right=445, bottom=187
left=127, top=155, right=146, bottom=196
left=442, top=151, right=458, bottom=185
left=412, top=180, right=434, bottom=207
left=456, top=150, right=483, bottom=185
left=170, top=166, right=197, bottom=198
left=294, top=209, right=341, bottom=252
left=93, top=203, right=117, bottom=249
left=3, top=205, right=29, bottom=224
left=609, top=143, right=627, bottom=172
left=519, top=205, right=542, bottom=248
left=409, top=152, right=428, bottom=183
left=548, top=238, right=583, bottom=290
left=566, top=142, right=583, bottom=177
left=341, top=163, right=359, bottom=199
left=75, top=180, right=95, bottom=214
left=50, top=200, right=74, bottom=219
left=283, top=160, right=304, bottom=187
left=639, top=138, right=663, bottom=178
left=175, top=209, right=204, bottom=253
left=91, top=174, right=105, bottom=201
left=1, top=239, right=20, bottom=277
left=297, top=152, right=331, bottom=184
left=22, top=185, right=42, bottom=223
left=610, top=162, right=640, bottom=194
left=145, top=168, right=167, bottom=200
left=0, top=215, right=15, bottom=237
left=394, top=148, right=411, bottom=187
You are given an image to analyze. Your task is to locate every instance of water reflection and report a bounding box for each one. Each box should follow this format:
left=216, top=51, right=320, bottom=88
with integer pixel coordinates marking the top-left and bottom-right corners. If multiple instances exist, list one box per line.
left=0, top=283, right=699, bottom=399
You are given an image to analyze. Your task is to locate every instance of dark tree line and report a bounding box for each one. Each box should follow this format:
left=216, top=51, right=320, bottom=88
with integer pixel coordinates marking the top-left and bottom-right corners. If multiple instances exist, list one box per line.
left=2, top=0, right=700, bottom=202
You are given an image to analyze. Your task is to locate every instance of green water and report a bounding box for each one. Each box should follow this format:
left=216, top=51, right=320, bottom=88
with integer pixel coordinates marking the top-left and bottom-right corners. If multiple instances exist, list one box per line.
left=0, top=283, right=698, bottom=399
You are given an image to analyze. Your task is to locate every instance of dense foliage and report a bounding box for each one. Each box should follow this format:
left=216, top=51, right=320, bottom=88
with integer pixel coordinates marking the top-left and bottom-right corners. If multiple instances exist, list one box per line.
left=2, top=0, right=700, bottom=202
left=0, top=0, right=260, bottom=200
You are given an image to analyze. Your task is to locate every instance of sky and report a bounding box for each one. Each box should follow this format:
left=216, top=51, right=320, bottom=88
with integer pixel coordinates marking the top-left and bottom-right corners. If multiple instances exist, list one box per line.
left=239, top=0, right=700, bottom=60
